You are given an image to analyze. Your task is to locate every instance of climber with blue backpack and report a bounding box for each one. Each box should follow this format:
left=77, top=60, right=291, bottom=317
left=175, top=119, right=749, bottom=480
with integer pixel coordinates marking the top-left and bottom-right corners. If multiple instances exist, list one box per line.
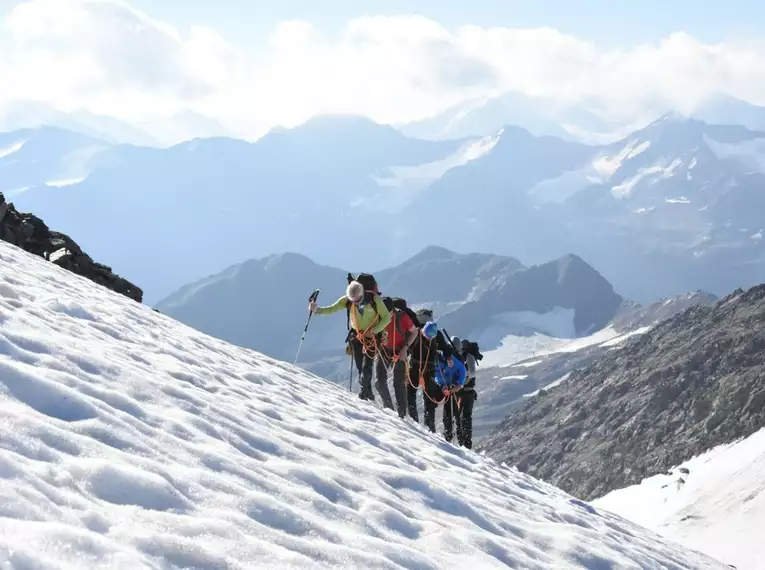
left=435, top=339, right=468, bottom=444
left=407, top=311, right=456, bottom=432
left=310, top=273, right=391, bottom=401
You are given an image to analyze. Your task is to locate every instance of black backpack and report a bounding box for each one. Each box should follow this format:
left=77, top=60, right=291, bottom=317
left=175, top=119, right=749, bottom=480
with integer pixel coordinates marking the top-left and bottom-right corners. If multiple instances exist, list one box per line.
left=345, top=272, right=380, bottom=331
left=355, top=273, right=379, bottom=296
left=414, top=308, right=433, bottom=327
left=463, top=340, right=483, bottom=362
left=386, top=297, right=420, bottom=330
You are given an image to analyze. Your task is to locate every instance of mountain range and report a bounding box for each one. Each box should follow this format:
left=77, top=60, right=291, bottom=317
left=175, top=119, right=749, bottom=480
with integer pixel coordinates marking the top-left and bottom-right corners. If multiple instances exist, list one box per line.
left=399, top=91, right=765, bottom=144
left=0, top=100, right=234, bottom=147
left=3, top=101, right=765, bottom=308
left=3, top=90, right=764, bottom=569
left=155, top=246, right=622, bottom=385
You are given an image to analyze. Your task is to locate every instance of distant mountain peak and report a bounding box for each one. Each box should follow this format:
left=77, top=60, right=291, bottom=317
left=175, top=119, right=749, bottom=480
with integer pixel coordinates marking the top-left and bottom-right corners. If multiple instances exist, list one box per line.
left=651, top=110, right=686, bottom=125
left=555, top=252, right=588, bottom=267
left=262, top=251, right=318, bottom=271
left=404, top=245, right=459, bottom=264
left=290, top=114, right=400, bottom=139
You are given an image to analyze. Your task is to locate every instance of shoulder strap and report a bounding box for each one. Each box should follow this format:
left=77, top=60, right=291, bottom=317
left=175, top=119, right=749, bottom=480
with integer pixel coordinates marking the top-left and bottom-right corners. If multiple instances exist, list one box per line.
left=392, top=310, right=405, bottom=343
left=345, top=272, right=354, bottom=331
left=349, top=303, right=361, bottom=334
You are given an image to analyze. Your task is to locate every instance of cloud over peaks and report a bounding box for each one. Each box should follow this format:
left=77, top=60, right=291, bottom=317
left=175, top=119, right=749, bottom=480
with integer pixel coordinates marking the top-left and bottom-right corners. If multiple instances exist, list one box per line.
left=2, top=0, right=765, bottom=139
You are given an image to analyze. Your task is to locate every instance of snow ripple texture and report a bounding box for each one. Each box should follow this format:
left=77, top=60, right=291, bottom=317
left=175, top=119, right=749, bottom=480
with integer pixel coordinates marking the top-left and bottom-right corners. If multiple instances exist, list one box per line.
left=0, top=240, right=727, bottom=569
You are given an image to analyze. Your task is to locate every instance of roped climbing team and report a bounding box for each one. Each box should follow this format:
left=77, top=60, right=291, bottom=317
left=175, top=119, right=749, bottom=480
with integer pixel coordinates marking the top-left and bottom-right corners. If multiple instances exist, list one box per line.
left=309, top=273, right=480, bottom=450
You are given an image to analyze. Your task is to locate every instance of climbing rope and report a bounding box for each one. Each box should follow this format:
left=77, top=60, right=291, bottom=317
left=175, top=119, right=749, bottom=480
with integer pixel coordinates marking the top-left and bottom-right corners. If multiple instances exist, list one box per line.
left=407, top=338, right=447, bottom=406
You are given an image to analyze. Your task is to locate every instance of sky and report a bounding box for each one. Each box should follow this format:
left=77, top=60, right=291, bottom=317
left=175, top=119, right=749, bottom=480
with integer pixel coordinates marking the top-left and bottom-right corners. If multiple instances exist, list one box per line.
left=124, top=0, right=765, bottom=50
left=2, top=0, right=765, bottom=140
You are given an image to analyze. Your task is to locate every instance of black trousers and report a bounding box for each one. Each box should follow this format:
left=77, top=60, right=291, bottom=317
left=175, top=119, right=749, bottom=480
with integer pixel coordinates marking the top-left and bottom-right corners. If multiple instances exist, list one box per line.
left=407, top=360, right=445, bottom=432
left=458, top=390, right=476, bottom=448
left=351, top=335, right=394, bottom=407
left=442, top=389, right=476, bottom=448
left=375, top=347, right=405, bottom=416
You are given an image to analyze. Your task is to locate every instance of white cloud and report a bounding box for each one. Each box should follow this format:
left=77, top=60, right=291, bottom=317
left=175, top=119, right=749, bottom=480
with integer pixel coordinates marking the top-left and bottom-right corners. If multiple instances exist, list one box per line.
left=3, top=0, right=765, bottom=140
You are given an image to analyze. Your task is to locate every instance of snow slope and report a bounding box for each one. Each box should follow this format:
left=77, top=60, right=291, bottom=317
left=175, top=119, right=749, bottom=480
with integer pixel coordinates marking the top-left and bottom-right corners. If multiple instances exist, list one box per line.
left=594, top=427, right=765, bottom=570
left=0, top=240, right=728, bottom=570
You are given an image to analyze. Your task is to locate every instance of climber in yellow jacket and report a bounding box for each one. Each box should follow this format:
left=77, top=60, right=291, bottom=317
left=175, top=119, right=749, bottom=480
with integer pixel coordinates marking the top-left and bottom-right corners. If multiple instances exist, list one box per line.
left=310, top=278, right=391, bottom=401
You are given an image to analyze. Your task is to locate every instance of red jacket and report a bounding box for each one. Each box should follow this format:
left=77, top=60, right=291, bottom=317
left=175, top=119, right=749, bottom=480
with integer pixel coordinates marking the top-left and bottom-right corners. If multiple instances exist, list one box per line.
left=383, top=310, right=415, bottom=350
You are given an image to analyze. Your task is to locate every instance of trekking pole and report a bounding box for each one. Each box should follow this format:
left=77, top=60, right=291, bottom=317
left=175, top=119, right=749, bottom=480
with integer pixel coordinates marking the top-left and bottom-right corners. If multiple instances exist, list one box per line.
left=294, top=289, right=320, bottom=365
left=441, top=328, right=460, bottom=356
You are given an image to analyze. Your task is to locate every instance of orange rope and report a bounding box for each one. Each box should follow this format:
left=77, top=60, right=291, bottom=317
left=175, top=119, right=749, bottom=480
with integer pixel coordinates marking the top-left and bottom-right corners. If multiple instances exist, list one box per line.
left=407, top=337, right=446, bottom=405
left=352, top=302, right=382, bottom=358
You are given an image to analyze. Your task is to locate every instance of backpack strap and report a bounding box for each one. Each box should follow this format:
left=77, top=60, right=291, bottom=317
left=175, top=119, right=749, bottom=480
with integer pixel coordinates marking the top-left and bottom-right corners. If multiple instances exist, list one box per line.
left=345, top=272, right=354, bottom=332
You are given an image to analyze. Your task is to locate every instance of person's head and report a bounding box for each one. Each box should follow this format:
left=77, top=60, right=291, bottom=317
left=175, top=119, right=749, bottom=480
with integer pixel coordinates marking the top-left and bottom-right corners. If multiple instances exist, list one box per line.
left=346, top=281, right=364, bottom=304
left=422, top=321, right=438, bottom=340
left=461, top=339, right=469, bottom=350
left=415, top=308, right=434, bottom=326
left=451, top=336, right=461, bottom=347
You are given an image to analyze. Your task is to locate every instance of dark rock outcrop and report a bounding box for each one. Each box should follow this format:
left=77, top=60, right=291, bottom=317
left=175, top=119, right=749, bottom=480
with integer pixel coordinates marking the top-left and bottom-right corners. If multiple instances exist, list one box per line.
left=476, top=284, right=765, bottom=501
left=0, top=192, right=142, bottom=302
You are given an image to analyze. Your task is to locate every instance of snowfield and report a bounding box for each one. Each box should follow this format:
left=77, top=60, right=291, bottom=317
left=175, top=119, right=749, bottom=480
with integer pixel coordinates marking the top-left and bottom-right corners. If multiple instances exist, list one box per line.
left=594, top=427, right=765, bottom=570
left=0, top=240, right=729, bottom=569
left=481, top=324, right=651, bottom=369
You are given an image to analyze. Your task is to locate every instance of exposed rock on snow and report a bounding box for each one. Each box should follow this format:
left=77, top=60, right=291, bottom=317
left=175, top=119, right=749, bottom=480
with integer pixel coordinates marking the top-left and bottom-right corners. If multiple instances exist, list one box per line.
left=0, top=192, right=142, bottom=302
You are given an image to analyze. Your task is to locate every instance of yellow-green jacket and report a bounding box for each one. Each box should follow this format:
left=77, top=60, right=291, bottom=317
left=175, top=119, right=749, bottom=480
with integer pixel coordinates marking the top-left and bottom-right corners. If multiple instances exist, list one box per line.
left=316, top=294, right=391, bottom=335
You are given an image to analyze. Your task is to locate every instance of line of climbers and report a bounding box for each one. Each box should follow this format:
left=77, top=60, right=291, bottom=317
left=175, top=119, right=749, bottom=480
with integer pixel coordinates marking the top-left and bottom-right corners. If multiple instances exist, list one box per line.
left=309, top=272, right=482, bottom=449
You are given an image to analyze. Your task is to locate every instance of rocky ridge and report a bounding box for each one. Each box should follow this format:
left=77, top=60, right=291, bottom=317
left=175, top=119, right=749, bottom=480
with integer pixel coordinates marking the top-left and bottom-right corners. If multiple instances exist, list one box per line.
left=477, top=284, right=765, bottom=501
left=0, top=192, right=142, bottom=302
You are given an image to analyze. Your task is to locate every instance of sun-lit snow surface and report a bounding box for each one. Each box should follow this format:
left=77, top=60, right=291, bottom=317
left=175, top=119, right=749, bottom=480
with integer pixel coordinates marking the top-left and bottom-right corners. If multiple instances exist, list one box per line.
left=528, top=138, right=657, bottom=204
left=0, top=140, right=26, bottom=159
left=594, top=427, right=765, bottom=570
left=0, top=241, right=728, bottom=570
left=481, top=324, right=651, bottom=369
left=372, top=131, right=501, bottom=206
left=476, top=307, right=578, bottom=356
left=522, top=373, right=572, bottom=399
left=43, top=177, right=86, bottom=188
